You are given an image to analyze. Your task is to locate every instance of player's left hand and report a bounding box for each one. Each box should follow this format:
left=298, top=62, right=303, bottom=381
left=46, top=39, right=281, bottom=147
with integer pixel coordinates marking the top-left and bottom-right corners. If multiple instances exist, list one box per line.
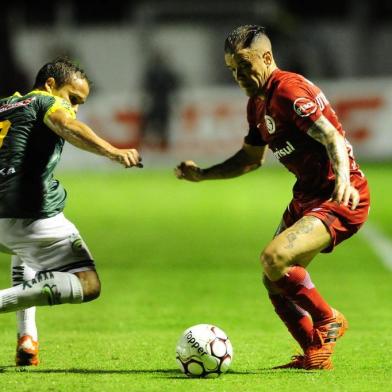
left=331, top=180, right=360, bottom=210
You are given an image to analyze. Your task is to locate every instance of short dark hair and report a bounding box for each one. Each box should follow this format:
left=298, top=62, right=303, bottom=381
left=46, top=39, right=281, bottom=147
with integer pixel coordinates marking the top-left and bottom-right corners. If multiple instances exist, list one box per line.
left=33, top=56, right=90, bottom=89
left=224, top=25, right=267, bottom=54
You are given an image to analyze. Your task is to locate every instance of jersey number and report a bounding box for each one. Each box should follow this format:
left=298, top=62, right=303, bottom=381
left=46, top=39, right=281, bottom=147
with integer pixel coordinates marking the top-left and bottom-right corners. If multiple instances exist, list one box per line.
left=0, top=120, right=11, bottom=148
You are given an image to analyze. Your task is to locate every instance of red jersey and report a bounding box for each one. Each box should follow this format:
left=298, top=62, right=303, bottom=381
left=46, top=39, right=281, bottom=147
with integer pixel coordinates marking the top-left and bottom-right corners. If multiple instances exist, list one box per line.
left=245, top=69, right=366, bottom=203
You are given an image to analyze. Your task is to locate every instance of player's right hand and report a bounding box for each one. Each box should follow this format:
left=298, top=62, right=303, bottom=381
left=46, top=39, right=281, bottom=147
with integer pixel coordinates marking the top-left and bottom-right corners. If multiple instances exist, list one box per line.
left=175, top=160, right=204, bottom=182
left=331, top=179, right=360, bottom=210
left=110, top=148, right=143, bottom=168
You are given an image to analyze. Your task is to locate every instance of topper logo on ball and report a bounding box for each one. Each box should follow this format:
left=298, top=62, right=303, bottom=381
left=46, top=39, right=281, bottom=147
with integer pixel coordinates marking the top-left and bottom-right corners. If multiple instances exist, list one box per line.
left=185, top=330, right=207, bottom=356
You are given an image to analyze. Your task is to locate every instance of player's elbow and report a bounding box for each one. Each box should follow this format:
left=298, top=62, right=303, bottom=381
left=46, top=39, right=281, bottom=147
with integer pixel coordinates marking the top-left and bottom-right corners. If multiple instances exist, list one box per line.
left=248, top=156, right=265, bottom=171
left=242, top=144, right=266, bottom=169
left=243, top=161, right=261, bottom=173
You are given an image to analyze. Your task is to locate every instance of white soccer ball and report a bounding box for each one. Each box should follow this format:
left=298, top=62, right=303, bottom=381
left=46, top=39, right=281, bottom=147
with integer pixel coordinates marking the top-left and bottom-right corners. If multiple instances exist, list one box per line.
left=176, top=324, right=233, bottom=378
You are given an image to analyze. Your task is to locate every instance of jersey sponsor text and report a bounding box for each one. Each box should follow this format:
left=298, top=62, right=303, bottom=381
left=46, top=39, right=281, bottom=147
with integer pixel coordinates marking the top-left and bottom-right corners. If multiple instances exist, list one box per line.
left=273, top=141, right=295, bottom=160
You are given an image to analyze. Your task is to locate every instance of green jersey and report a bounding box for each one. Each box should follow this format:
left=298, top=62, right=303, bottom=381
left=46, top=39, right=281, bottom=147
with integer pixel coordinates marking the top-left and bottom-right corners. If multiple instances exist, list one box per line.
left=0, top=90, right=76, bottom=218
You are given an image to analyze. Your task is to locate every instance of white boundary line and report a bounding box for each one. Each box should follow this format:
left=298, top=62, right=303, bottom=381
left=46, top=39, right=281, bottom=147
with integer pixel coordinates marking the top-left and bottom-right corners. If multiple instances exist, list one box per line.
left=361, top=223, right=392, bottom=271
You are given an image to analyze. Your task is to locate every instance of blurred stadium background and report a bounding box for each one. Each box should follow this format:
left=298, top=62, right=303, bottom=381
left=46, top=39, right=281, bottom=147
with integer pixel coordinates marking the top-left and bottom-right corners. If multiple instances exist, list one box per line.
left=2, top=0, right=392, bottom=167
left=0, top=1, right=392, bottom=390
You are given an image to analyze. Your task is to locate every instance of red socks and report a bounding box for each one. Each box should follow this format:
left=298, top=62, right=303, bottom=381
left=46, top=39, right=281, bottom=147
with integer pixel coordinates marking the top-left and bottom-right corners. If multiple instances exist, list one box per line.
left=274, top=265, right=333, bottom=323
left=268, top=293, right=313, bottom=351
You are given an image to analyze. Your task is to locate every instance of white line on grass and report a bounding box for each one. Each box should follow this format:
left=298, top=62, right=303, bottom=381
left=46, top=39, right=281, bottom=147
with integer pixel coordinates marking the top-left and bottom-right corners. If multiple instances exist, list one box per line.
left=361, top=223, right=392, bottom=271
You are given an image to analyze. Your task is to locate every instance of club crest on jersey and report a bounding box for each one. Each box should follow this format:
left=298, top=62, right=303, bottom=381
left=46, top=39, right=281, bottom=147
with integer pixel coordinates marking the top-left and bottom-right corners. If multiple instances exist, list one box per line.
left=293, top=97, right=317, bottom=117
left=264, top=115, right=276, bottom=134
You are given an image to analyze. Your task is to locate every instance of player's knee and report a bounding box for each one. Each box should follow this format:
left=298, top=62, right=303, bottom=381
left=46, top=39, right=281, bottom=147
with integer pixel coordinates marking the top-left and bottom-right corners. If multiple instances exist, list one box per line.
left=83, top=279, right=101, bottom=302
left=74, top=271, right=101, bottom=302
left=260, top=247, right=288, bottom=279
left=260, top=247, right=284, bottom=269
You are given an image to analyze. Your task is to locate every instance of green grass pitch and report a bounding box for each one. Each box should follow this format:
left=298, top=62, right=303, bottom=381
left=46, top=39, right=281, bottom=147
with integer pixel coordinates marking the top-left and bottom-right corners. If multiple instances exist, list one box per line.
left=0, top=164, right=391, bottom=391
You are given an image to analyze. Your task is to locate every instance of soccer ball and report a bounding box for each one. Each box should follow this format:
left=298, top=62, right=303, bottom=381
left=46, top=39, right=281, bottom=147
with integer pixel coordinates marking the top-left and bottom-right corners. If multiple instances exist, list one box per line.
left=175, top=324, right=233, bottom=378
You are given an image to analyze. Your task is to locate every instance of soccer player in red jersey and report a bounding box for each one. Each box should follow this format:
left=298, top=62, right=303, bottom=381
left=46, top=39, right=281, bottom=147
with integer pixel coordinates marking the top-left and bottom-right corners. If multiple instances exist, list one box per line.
left=175, top=25, right=370, bottom=370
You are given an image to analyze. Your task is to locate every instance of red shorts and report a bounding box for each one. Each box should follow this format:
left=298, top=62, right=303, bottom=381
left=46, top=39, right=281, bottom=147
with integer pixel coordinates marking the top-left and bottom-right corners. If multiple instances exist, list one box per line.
left=282, top=176, right=370, bottom=253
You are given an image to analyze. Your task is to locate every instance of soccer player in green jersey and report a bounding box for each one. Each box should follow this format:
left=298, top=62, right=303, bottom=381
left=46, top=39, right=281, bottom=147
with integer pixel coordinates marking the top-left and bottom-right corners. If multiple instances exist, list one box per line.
left=0, top=57, right=142, bottom=366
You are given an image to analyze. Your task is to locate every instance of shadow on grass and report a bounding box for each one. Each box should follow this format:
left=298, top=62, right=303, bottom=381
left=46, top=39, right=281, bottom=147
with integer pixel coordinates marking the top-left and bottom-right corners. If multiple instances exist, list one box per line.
left=160, top=368, right=312, bottom=379
left=0, top=367, right=180, bottom=375
left=0, top=367, right=309, bottom=376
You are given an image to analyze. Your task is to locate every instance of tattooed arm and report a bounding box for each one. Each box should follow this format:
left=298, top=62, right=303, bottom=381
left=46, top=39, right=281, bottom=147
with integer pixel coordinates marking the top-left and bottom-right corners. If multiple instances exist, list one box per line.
left=175, top=144, right=267, bottom=182
left=308, top=115, right=359, bottom=210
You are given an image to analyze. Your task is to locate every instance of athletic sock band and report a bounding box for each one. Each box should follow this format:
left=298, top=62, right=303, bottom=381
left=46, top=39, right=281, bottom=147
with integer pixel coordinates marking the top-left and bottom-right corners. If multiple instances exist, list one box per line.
left=0, top=271, right=83, bottom=313
left=275, top=265, right=333, bottom=323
